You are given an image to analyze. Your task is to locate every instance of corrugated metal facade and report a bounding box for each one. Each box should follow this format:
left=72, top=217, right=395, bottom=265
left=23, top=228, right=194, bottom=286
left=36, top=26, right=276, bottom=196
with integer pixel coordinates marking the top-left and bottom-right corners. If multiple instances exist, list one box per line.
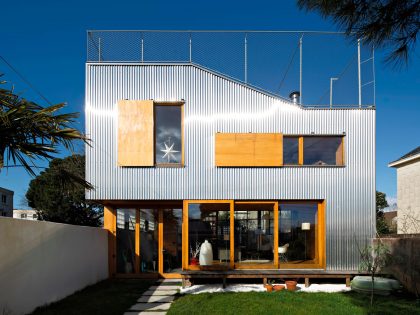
left=85, top=63, right=375, bottom=270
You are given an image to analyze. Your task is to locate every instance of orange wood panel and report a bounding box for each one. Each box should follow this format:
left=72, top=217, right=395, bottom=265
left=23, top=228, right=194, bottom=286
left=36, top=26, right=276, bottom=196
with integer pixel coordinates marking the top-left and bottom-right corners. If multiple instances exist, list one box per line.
left=135, top=209, right=140, bottom=274
left=298, top=136, right=304, bottom=165
left=273, top=201, right=279, bottom=267
left=182, top=200, right=188, bottom=270
left=336, top=137, right=345, bottom=166
left=215, top=133, right=283, bottom=167
left=158, top=210, right=164, bottom=274
left=117, top=100, right=154, bottom=166
left=104, top=205, right=116, bottom=277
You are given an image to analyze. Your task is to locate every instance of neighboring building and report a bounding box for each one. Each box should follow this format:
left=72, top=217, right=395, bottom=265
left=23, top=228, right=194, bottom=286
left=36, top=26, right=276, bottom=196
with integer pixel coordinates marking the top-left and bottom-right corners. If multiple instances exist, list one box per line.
left=86, top=31, right=375, bottom=279
left=13, top=209, right=38, bottom=221
left=389, top=146, right=420, bottom=234
left=383, top=210, right=398, bottom=232
left=0, top=187, right=14, bottom=217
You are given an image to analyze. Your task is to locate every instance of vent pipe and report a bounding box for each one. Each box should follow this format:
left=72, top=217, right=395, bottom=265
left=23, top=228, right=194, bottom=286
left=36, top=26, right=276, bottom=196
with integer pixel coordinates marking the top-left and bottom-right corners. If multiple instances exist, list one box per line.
left=289, top=91, right=300, bottom=104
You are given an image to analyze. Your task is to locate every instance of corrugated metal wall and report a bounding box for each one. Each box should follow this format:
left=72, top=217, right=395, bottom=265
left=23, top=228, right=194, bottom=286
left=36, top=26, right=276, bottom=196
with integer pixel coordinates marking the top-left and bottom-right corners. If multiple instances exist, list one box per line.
left=86, top=64, right=376, bottom=270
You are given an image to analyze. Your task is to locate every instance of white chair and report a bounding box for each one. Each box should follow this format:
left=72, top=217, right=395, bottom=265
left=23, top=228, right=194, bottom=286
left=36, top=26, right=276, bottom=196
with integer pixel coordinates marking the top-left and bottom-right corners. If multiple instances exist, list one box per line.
left=278, top=243, right=289, bottom=262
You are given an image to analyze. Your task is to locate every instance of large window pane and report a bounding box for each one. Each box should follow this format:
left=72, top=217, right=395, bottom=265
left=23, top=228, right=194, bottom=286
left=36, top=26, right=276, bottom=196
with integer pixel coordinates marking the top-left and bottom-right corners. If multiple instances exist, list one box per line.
left=283, top=137, right=299, bottom=165
left=303, top=136, right=343, bottom=165
left=278, top=203, right=317, bottom=265
left=234, top=203, right=274, bottom=264
left=155, top=105, right=182, bottom=164
left=188, top=203, right=230, bottom=266
left=139, top=209, right=158, bottom=273
left=116, top=208, right=136, bottom=273
left=163, top=209, right=183, bottom=273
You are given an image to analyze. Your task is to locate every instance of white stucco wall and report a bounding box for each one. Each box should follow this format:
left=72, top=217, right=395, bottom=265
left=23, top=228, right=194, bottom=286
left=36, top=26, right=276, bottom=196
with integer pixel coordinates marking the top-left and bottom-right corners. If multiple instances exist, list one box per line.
left=0, top=217, right=108, bottom=315
left=396, top=158, right=420, bottom=234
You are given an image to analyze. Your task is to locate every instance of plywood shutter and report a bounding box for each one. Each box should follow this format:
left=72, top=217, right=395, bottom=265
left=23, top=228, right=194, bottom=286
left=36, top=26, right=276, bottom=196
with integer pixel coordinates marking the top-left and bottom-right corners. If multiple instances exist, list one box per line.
left=118, top=100, right=154, bottom=166
left=215, top=133, right=283, bottom=167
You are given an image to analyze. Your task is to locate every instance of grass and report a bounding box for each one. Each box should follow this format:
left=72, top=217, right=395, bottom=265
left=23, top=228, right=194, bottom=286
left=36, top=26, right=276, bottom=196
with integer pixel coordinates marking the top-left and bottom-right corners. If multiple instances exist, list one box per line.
left=31, top=279, right=154, bottom=315
left=168, top=290, right=420, bottom=315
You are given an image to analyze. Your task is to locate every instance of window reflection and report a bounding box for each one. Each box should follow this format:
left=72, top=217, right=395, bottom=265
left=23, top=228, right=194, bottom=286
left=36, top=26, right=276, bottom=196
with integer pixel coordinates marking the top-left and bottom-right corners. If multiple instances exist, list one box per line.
left=155, top=105, right=182, bottom=164
left=283, top=136, right=299, bottom=165
left=279, top=203, right=318, bottom=265
left=116, top=208, right=136, bottom=273
left=303, top=136, right=343, bottom=165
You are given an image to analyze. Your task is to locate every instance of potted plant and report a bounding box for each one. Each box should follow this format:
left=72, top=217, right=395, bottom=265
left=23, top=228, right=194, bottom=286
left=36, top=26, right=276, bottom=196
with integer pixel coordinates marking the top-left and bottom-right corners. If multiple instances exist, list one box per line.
left=273, top=282, right=285, bottom=291
left=285, top=279, right=298, bottom=291
left=190, top=241, right=200, bottom=265
left=264, top=280, right=275, bottom=292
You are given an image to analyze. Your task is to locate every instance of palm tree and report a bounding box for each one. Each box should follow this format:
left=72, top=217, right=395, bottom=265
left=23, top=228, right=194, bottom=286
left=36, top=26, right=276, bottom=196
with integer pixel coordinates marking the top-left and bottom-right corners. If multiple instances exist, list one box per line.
left=297, top=0, right=420, bottom=66
left=0, top=77, right=88, bottom=176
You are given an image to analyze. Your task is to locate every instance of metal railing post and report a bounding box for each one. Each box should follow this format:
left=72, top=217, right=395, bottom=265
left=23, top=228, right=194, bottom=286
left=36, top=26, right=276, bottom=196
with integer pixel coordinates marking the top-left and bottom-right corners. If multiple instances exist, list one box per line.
left=98, top=37, right=102, bottom=62
left=299, top=34, right=303, bottom=104
left=141, top=32, right=144, bottom=63
left=244, top=33, right=248, bottom=84
left=357, top=38, right=362, bottom=107
left=189, top=32, right=192, bottom=63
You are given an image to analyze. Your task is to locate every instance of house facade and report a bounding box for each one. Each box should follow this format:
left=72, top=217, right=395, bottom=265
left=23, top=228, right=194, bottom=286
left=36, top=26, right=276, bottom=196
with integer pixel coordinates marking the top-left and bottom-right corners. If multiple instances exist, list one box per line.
left=13, top=209, right=38, bottom=221
left=389, top=146, right=420, bottom=234
left=0, top=187, right=14, bottom=217
left=86, top=62, right=375, bottom=278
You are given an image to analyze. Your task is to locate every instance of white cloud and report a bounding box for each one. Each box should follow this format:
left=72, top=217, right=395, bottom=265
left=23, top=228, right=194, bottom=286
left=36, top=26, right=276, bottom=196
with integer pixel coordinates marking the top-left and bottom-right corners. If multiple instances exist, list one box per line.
left=384, top=196, right=397, bottom=212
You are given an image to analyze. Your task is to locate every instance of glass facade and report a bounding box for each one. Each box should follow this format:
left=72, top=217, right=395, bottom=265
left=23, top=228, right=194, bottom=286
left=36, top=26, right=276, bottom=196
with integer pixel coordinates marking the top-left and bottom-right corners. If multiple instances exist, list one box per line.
left=163, top=209, right=183, bottom=273
left=278, top=202, right=318, bottom=265
left=188, top=203, right=231, bottom=265
left=116, top=208, right=136, bottom=274
left=283, top=137, right=299, bottom=165
left=234, top=203, right=274, bottom=264
left=139, top=209, right=158, bottom=273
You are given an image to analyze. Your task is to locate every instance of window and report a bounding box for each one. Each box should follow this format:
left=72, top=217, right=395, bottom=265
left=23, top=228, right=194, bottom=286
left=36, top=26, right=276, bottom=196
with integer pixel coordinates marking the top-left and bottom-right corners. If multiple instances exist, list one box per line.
left=20, top=213, right=27, bottom=219
left=278, top=202, right=319, bottom=266
left=1, top=195, right=6, bottom=203
left=139, top=209, right=158, bottom=273
left=32, top=214, right=38, bottom=220
left=155, top=105, right=183, bottom=165
left=283, top=137, right=299, bottom=165
left=188, top=202, right=231, bottom=266
left=303, top=136, right=344, bottom=165
left=116, top=208, right=136, bottom=273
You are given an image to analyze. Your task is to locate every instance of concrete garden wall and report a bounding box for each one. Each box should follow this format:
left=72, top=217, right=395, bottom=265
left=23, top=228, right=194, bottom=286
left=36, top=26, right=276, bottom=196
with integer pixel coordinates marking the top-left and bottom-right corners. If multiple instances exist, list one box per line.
left=376, top=237, right=420, bottom=296
left=0, top=217, right=108, bottom=315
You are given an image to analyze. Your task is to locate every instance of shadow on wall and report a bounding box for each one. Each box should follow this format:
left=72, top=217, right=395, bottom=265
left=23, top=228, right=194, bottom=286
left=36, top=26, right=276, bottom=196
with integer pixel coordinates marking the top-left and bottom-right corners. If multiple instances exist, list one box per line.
left=0, top=217, right=108, bottom=315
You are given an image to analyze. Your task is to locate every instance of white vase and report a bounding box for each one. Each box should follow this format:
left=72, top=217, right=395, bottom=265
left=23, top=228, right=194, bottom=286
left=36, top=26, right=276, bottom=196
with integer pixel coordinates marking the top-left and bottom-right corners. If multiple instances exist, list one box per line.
left=199, top=240, right=213, bottom=265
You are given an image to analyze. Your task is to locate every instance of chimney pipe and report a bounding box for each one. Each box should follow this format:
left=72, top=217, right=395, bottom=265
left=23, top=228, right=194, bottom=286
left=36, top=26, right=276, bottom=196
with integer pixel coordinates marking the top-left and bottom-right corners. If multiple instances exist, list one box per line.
left=289, top=91, right=300, bottom=104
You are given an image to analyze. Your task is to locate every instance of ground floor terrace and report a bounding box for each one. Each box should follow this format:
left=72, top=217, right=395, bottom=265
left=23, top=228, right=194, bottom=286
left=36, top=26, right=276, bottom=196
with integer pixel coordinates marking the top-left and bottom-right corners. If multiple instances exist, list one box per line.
left=103, top=199, right=349, bottom=280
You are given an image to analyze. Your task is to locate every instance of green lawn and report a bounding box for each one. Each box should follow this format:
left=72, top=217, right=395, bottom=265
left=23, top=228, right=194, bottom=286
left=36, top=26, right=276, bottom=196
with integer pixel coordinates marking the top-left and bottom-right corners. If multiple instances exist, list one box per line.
left=31, top=279, right=154, bottom=315
left=168, top=291, right=419, bottom=315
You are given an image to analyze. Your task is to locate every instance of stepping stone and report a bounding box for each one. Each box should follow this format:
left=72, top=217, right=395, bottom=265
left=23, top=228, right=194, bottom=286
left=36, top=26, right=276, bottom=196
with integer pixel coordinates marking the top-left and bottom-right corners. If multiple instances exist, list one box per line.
left=129, top=302, right=172, bottom=311
left=124, top=312, right=167, bottom=315
left=158, top=278, right=182, bottom=283
left=143, top=290, right=178, bottom=296
left=138, top=295, right=175, bottom=303
left=149, top=285, right=180, bottom=290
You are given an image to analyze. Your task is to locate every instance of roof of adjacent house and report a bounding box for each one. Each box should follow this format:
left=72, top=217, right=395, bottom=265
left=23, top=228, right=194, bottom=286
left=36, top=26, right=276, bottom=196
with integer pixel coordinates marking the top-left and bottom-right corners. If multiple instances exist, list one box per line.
left=389, top=146, right=420, bottom=167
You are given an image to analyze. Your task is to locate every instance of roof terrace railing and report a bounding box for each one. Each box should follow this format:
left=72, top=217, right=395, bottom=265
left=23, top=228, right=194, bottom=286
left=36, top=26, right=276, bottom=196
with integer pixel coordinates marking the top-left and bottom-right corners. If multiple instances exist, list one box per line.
left=87, top=30, right=375, bottom=108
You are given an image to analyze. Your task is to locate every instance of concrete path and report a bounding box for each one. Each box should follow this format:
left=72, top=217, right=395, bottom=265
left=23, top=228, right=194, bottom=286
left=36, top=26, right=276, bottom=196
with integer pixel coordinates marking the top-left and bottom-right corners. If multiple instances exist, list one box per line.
left=124, top=279, right=181, bottom=315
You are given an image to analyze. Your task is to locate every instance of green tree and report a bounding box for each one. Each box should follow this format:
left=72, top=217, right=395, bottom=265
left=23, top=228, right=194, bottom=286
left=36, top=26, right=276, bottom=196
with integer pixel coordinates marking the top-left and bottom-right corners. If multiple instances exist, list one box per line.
left=26, top=155, right=102, bottom=227
left=0, top=77, right=87, bottom=175
left=297, top=0, right=420, bottom=66
left=376, top=191, right=390, bottom=235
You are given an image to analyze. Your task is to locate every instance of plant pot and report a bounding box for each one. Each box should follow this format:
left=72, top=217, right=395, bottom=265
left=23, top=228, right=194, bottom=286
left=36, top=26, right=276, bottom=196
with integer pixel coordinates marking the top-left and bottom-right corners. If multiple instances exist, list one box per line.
left=285, top=280, right=297, bottom=291
left=273, top=285, right=285, bottom=291
left=190, top=257, right=199, bottom=266
left=264, top=284, right=273, bottom=292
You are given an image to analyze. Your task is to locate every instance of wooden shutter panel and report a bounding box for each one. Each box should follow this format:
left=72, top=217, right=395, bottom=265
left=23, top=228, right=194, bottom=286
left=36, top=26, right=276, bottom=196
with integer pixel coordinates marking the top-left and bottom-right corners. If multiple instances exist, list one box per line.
left=118, top=100, right=154, bottom=166
left=215, top=133, right=283, bottom=167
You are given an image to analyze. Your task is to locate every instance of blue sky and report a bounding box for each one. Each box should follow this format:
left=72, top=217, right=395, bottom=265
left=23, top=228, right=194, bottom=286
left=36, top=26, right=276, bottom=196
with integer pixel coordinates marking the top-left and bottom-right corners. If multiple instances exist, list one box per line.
left=1, top=0, right=419, bottom=208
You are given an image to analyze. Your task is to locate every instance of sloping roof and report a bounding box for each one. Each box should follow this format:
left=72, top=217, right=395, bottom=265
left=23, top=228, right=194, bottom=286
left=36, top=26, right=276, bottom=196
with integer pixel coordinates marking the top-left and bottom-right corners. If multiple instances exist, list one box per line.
left=389, top=146, right=420, bottom=167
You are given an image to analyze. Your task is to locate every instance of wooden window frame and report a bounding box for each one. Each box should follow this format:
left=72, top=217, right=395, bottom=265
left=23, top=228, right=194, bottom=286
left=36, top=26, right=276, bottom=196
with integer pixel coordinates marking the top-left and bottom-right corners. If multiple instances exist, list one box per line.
left=154, top=102, right=185, bottom=167
left=284, top=135, right=345, bottom=167
left=278, top=200, right=326, bottom=269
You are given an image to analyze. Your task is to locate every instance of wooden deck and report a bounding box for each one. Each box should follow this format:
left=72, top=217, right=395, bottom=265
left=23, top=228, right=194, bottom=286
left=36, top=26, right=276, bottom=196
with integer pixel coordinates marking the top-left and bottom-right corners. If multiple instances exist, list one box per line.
left=181, top=269, right=360, bottom=288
